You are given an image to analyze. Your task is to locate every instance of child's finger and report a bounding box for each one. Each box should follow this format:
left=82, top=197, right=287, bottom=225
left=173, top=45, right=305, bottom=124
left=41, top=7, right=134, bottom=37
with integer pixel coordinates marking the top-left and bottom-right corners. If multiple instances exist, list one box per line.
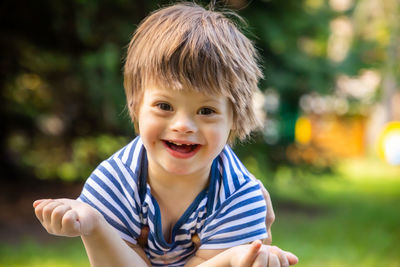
left=268, top=253, right=280, bottom=267
left=42, top=201, right=63, bottom=224
left=251, top=250, right=268, bottom=267
left=241, top=240, right=262, bottom=266
left=61, top=209, right=80, bottom=236
left=34, top=199, right=54, bottom=222
left=33, top=199, right=49, bottom=208
left=270, top=246, right=289, bottom=267
left=285, top=252, right=299, bottom=266
left=51, top=204, right=72, bottom=232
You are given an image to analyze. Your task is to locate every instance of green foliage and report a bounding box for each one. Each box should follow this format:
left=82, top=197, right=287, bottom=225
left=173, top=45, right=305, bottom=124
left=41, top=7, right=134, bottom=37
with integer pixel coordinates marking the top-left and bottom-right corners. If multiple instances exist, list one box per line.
left=1, top=0, right=399, bottom=180
left=243, top=0, right=336, bottom=94
left=1, top=0, right=144, bottom=180
left=52, top=135, right=126, bottom=181
left=7, top=133, right=128, bottom=181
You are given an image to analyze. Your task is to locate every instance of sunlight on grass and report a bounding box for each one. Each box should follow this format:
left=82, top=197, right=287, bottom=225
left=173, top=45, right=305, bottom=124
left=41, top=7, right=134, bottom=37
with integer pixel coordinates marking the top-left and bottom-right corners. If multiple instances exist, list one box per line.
left=338, top=156, right=400, bottom=181
left=268, top=156, right=400, bottom=267
left=270, top=156, right=400, bottom=204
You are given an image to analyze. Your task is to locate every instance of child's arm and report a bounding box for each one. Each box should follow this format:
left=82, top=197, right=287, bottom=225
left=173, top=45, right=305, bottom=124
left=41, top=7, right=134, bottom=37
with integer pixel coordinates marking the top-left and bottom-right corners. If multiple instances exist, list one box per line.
left=184, top=240, right=298, bottom=267
left=256, top=179, right=276, bottom=245
left=33, top=198, right=151, bottom=267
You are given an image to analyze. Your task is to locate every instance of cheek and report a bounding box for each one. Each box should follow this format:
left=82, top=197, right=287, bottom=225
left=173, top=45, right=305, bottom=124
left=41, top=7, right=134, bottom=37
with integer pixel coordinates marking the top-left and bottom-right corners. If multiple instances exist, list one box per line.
left=140, top=120, right=161, bottom=135
left=205, top=123, right=231, bottom=145
left=138, top=113, right=164, bottom=143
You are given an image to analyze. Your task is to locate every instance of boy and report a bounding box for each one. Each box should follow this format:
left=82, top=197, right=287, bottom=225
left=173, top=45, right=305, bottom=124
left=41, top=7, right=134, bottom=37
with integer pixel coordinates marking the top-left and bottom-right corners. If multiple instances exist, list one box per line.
left=34, top=2, right=298, bottom=266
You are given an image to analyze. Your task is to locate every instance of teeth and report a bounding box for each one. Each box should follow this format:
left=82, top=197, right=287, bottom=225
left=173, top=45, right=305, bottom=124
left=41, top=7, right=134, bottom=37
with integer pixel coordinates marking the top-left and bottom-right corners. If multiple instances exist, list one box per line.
left=169, top=141, right=192, bottom=146
left=172, top=142, right=185, bottom=146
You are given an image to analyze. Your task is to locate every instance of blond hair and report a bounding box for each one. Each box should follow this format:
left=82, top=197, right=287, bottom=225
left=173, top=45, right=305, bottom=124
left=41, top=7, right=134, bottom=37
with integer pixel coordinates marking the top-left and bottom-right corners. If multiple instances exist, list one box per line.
left=124, top=2, right=263, bottom=142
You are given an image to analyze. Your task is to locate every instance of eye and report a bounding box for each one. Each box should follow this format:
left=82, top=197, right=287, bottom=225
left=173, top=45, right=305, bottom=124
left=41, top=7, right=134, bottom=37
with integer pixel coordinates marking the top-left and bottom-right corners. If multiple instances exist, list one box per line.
left=198, top=107, right=215, bottom=115
left=157, top=102, right=173, bottom=111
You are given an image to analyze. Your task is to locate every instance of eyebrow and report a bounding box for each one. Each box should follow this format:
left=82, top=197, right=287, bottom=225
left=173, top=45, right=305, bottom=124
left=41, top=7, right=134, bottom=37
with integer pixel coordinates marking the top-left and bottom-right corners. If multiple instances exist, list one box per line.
left=199, top=97, right=225, bottom=106
left=149, top=89, right=225, bottom=105
left=149, top=91, right=173, bottom=100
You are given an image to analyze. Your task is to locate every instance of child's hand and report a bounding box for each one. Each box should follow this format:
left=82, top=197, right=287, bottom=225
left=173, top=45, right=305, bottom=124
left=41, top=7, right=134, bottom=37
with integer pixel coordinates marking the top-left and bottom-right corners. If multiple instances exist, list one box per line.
left=231, top=240, right=298, bottom=267
left=33, top=198, right=103, bottom=237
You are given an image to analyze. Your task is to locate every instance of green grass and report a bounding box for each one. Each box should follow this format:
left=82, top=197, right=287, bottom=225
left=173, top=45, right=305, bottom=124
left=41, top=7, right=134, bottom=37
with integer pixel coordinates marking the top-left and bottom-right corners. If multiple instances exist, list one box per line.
left=268, top=158, right=400, bottom=267
left=0, top=238, right=89, bottom=267
left=1, top=157, right=399, bottom=267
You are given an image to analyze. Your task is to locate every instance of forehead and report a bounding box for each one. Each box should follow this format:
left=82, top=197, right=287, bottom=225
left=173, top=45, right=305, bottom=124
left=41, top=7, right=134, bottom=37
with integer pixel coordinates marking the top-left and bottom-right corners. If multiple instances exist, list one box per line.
left=143, top=85, right=229, bottom=104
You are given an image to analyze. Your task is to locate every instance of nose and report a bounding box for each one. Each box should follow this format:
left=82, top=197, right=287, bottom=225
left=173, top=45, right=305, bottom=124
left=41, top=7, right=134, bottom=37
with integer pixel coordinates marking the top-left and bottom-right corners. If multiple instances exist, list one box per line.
left=170, top=112, right=197, bottom=134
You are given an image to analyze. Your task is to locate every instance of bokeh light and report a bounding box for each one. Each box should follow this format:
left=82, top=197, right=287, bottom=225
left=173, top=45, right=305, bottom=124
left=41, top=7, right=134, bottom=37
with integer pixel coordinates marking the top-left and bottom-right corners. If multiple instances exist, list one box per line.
left=295, top=116, right=312, bottom=145
left=377, top=121, right=400, bottom=165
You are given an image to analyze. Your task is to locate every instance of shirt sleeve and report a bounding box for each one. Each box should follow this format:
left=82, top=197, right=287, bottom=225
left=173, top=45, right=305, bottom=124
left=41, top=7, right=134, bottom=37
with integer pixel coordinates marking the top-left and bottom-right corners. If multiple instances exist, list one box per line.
left=77, top=157, right=142, bottom=245
left=199, top=180, right=268, bottom=249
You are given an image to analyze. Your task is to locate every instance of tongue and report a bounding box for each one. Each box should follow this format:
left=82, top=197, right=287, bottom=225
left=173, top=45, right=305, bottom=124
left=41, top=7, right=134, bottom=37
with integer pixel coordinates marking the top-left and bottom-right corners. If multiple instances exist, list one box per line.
left=170, top=143, right=194, bottom=153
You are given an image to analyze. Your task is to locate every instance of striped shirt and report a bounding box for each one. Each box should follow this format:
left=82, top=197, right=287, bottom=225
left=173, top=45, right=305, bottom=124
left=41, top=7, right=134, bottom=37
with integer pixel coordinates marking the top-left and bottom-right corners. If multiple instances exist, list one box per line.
left=78, top=136, right=268, bottom=266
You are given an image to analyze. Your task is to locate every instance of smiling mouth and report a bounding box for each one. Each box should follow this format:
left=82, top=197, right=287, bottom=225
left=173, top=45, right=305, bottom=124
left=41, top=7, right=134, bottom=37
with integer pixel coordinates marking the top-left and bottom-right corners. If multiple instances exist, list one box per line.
left=163, top=140, right=200, bottom=153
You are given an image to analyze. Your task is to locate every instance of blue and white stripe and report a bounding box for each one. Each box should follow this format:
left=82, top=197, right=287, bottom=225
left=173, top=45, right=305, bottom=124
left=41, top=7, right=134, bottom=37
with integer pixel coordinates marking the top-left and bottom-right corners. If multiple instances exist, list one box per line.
left=78, top=136, right=268, bottom=266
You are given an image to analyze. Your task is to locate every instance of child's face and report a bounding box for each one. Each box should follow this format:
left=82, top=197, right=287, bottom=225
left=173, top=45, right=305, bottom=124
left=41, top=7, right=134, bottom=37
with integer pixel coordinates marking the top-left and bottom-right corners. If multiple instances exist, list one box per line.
left=137, top=85, right=233, bottom=177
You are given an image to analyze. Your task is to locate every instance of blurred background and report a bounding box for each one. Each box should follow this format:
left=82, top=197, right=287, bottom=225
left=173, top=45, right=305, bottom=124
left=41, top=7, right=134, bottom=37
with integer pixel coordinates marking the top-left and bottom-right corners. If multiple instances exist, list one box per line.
left=1, top=0, right=399, bottom=266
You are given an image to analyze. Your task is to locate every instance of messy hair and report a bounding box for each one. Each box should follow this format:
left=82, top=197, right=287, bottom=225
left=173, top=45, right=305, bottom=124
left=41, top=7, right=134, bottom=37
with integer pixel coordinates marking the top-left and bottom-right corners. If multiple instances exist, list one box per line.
left=124, top=2, right=264, bottom=142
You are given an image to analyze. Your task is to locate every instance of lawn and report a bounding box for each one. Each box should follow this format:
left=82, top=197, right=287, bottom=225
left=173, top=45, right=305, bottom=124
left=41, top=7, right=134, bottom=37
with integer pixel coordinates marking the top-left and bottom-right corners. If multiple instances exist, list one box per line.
left=1, top=157, right=399, bottom=267
left=269, top=157, right=400, bottom=267
left=0, top=238, right=89, bottom=267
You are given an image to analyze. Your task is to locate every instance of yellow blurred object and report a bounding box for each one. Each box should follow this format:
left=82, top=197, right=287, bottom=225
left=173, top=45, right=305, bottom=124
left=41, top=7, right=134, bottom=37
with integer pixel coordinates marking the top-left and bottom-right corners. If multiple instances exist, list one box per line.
left=289, top=115, right=366, bottom=165
left=377, top=121, right=400, bottom=165
left=311, top=115, right=365, bottom=157
left=295, top=116, right=312, bottom=145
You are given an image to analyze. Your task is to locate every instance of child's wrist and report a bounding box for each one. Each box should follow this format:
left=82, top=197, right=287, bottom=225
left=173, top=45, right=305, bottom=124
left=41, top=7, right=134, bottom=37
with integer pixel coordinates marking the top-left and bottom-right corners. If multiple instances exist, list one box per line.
left=81, top=207, right=107, bottom=237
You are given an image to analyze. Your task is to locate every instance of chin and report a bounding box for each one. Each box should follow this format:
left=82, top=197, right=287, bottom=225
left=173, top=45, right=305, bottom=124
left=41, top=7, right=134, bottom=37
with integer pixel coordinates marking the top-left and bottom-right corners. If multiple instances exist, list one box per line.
left=162, top=161, right=198, bottom=176
left=165, top=167, right=193, bottom=176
